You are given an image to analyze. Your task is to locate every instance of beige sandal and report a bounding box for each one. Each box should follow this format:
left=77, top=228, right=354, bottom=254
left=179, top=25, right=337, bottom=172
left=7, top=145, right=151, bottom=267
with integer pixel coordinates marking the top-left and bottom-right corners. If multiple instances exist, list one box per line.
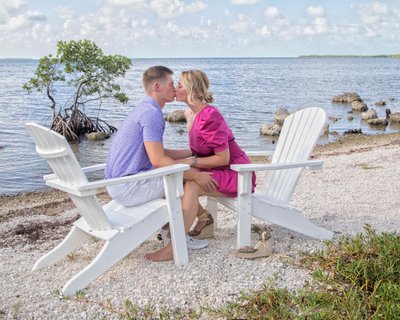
left=188, top=209, right=214, bottom=239
left=235, top=231, right=273, bottom=259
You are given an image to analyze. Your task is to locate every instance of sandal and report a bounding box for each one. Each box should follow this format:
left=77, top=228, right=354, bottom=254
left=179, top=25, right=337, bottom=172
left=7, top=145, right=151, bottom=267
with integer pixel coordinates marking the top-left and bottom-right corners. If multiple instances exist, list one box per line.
left=188, top=209, right=214, bottom=239
left=235, top=231, right=273, bottom=259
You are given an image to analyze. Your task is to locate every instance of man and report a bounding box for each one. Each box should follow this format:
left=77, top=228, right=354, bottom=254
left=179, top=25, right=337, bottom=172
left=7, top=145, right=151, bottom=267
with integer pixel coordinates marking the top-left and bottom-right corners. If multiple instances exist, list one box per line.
left=105, top=66, right=218, bottom=261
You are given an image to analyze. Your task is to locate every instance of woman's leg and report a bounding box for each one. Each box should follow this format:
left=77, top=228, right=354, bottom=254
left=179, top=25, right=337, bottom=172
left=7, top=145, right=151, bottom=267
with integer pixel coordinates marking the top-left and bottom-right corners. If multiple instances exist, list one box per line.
left=144, top=181, right=203, bottom=261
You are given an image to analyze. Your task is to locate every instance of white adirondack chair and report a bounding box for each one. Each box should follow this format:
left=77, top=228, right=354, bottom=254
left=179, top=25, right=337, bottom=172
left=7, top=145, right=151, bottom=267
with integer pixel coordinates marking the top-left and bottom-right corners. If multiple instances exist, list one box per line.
left=207, top=107, right=334, bottom=248
left=26, top=123, right=189, bottom=296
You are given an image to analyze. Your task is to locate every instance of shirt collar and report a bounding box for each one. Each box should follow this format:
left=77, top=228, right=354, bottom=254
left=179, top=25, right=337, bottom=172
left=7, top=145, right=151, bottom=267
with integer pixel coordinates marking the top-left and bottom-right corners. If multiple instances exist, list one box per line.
left=143, top=96, right=161, bottom=110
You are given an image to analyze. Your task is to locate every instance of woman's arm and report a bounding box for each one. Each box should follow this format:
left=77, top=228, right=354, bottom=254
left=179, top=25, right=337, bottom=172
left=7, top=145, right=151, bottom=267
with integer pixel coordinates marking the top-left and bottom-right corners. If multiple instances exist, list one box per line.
left=177, top=148, right=230, bottom=168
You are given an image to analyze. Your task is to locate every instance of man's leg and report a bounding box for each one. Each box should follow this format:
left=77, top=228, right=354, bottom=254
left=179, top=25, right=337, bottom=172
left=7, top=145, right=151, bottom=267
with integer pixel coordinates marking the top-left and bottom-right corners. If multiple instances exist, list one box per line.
left=106, top=177, right=164, bottom=207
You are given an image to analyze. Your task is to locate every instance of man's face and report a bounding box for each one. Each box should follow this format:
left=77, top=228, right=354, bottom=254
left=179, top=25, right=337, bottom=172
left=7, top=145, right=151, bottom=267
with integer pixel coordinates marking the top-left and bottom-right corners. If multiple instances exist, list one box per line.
left=157, top=75, right=176, bottom=103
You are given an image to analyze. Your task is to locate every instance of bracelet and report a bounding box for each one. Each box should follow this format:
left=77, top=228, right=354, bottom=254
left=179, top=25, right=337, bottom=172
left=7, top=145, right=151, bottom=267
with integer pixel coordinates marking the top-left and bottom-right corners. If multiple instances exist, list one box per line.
left=191, top=156, right=198, bottom=167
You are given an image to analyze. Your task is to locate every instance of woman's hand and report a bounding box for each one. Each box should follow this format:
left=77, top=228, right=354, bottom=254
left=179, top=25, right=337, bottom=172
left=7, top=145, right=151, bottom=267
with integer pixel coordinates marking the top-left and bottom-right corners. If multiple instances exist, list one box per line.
left=196, top=172, right=219, bottom=193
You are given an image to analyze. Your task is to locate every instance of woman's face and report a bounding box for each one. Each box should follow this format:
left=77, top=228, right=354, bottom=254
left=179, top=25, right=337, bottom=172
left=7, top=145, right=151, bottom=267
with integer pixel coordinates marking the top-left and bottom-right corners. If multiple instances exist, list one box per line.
left=175, top=79, right=188, bottom=103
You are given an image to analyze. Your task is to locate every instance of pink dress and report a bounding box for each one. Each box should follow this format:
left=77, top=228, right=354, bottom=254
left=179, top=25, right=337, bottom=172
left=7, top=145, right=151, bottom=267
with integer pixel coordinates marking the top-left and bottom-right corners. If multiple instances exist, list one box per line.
left=189, top=105, right=256, bottom=197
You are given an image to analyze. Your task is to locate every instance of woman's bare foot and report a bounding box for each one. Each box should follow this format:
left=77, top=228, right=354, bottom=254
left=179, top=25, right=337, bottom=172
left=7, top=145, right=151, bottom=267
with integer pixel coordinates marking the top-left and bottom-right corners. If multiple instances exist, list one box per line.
left=144, top=243, right=174, bottom=262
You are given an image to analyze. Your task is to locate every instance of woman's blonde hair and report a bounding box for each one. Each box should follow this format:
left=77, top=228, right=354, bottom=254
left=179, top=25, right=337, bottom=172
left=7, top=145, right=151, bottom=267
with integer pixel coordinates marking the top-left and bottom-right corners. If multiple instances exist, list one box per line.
left=180, top=70, right=214, bottom=105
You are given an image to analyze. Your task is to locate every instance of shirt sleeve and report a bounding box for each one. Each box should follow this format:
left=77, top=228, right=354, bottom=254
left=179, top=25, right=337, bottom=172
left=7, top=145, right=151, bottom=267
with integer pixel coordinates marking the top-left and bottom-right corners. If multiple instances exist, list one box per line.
left=199, top=108, right=229, bottom=153
left=141, top=109, right=164, bottom=143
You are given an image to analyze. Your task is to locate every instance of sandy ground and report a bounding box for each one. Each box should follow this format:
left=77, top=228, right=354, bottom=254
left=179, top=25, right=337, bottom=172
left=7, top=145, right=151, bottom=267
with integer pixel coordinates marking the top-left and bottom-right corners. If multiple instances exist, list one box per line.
left=1, top=132, right=400, bottom=319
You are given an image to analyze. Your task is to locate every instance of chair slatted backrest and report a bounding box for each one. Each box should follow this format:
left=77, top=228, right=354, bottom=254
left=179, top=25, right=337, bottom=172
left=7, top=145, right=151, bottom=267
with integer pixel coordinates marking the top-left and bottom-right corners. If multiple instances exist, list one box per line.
left=261, top=107, right=327, bottom=203
left=26, top=123, right=111, bottom=231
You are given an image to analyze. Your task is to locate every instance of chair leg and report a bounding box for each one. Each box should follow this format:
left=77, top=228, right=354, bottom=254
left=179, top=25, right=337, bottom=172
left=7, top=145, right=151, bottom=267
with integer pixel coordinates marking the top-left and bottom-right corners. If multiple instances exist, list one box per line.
left=237, top=207, right=252, bottom=248
left=62, top=233, right=136, bottom=296
left=252, top=202, right=334, bottom=240
left=207, top=197, right=218, bottom=230
left=32, top=226, right=91, bottom=271
left=237, top=172, right=253, bottom=248
left=62, top=221, right=165, bottom=296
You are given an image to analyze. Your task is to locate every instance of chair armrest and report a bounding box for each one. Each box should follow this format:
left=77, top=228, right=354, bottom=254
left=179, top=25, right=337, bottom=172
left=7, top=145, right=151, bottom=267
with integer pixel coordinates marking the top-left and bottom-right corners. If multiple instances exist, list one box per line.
left=231, top=160, right=323, bottom=172
left=81, top=163, right=106, bottom=173
left=245, top=150, right=274, bottom=157
left=43, top=163, right=107, bottom=181
left=76, top=164, right=190, bottom=192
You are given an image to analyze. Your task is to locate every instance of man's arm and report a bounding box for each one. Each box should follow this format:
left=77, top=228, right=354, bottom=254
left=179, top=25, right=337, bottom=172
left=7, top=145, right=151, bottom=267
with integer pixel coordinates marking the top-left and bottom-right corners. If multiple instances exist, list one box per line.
left=145, top=141, right=219, bottom=192
left=144, top=141, right=176, bottom=168
left=165, top=148, right=192, bottom=160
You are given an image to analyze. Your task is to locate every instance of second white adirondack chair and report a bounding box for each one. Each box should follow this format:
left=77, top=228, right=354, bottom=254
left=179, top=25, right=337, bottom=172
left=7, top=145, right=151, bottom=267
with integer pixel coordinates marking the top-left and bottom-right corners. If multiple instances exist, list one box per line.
left=207, top=107, right=334, bottom=248
left=26, top=123, right=189, bottom=296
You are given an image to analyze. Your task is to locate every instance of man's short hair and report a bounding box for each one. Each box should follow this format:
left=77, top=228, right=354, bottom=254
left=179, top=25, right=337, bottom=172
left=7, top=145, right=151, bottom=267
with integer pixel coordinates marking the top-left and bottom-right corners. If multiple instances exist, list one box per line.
left=143, top=66, right=173, bottom=92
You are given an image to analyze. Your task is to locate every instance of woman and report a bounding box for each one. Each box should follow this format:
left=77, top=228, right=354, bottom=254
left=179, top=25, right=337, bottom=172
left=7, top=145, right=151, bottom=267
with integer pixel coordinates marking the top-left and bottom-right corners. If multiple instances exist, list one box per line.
left=176, top=70, right=256, bottom=238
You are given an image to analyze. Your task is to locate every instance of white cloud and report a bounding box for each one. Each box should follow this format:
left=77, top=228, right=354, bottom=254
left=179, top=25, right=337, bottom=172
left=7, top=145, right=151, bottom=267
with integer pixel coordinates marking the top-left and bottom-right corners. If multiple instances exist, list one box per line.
left=55, top=6, right=75, bottom=21
left=150, top=0, right=185, bottom=19
left=0, top=0, right=25, bottom=24
left=358, top=2, right=392, bottom=24
left=6, top=14, right=27, bottom=30
left=356, top=1, right=400, bottom=40
left=108, top=0, right=147, bottom=6
left=230, top=14, right=255, bottom=32
left=149, top=0, right=206, bottom=19
left=200, top=16, right=212, bottom=26
left=306, top=5, right=325, bottom=17
left=256, top=25, right=271, bottom=37
left=231, top=0, right=260, bottom=5
left=263, top=7, right=289, bottom=28
left=186, top=1, right=207, bottom=13
left=0, top=0, right=25, bottom=12
left=303, top=17, right=328, bottom=35
left=264, top=7, right=279, bottom=19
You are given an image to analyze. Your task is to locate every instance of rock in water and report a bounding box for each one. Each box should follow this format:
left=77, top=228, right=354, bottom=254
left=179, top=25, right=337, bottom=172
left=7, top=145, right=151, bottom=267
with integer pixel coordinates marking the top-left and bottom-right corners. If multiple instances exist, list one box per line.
left=361, top=109, right=377, bottom=120
left=165, top=110, right=186, bottom=123
left=87, top=132, right=110, bottom=140
left=367, top=118, right=388, bottom=126
left=274, top=108, right=290, bottom=125
left=332, top=92, right=362, bottom=103
left=390, top=112, right=400, bottom=122
left=351, top=101, right=368, bottom=112
left=344, top=128, right=362, bottom=134
left=260, top=123, right=281, bottom=136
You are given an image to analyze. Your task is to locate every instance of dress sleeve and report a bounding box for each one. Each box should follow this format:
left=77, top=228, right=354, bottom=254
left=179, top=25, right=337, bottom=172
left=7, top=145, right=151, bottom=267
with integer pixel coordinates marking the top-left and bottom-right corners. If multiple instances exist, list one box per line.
left=199, top=108, right=229, bottom=153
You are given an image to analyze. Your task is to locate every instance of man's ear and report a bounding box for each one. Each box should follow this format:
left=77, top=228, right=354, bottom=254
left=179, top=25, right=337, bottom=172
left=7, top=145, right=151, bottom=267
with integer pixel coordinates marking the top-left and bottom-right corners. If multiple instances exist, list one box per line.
left=153, top=81, right=160, bottom=92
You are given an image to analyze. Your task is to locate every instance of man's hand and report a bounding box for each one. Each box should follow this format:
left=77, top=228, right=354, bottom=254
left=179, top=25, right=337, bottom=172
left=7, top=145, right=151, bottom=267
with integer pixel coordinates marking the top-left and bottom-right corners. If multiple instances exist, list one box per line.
left=195, top=172, right=220, bottom=193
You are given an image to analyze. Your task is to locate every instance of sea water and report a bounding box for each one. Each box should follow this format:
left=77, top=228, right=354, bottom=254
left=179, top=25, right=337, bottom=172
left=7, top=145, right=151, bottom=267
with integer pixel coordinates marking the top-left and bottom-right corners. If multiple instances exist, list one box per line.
left=1, top=57, right=399, bottom=194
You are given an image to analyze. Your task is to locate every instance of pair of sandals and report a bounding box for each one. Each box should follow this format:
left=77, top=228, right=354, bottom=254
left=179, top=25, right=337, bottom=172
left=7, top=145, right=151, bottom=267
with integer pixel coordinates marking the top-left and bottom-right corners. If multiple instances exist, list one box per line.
left=235, top=231, right=273, bottom=259
left=185, top=210, right=273, bottom=259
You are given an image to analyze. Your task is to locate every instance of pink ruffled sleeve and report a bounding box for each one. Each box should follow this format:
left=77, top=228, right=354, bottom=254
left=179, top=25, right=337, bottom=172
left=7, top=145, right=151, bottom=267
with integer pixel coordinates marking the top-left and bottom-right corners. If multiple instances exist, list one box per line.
left=198, top=107, right=229, bottom=153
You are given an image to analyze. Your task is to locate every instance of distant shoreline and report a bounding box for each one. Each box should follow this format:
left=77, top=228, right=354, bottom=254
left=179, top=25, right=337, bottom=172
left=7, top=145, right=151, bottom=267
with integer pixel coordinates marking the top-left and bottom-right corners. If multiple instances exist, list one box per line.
left=299, top=54, right=400, bottom=58
left=1, top=55, right=400, bottom=60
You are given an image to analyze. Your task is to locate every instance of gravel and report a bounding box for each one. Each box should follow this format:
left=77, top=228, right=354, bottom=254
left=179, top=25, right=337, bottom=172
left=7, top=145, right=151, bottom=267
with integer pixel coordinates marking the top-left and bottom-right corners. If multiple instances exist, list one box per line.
left=1, top=143, right=399, bottom=319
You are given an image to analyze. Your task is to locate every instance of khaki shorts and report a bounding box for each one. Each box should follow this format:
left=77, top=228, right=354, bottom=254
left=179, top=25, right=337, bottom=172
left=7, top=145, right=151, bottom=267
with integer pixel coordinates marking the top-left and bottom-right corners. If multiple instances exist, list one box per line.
left=106, top=176, right=165, bottom=207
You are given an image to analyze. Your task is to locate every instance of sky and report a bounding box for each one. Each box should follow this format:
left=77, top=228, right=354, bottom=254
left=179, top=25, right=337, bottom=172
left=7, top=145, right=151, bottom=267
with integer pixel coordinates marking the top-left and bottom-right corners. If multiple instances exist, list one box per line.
left=1, top=0, right=400, bottom=58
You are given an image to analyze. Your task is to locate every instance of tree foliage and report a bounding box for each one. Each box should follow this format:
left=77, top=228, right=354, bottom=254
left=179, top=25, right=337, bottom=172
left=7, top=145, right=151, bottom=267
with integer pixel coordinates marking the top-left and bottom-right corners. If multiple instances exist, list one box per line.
left=24, top=39, right=132, bottom=141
